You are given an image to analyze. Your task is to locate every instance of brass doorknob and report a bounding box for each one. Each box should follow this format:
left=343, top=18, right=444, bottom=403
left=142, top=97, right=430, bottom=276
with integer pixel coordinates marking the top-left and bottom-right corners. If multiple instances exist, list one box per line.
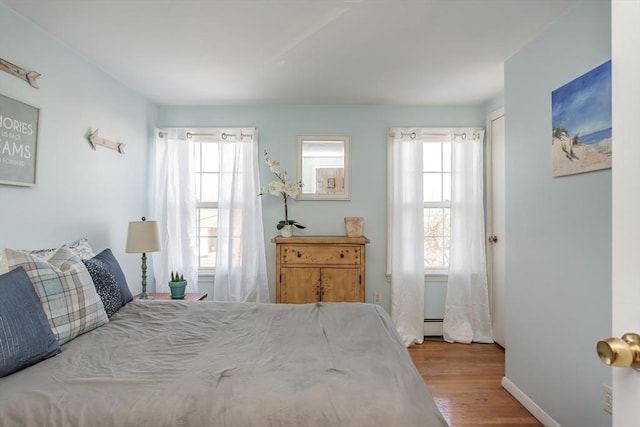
left=488, top=235, right=498, bottom=244
left=596, top=332, right=640, bottom=371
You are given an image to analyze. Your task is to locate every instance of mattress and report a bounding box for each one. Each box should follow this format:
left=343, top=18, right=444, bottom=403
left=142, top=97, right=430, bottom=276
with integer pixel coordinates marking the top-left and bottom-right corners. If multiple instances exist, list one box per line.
left=0, top=301, right=448, bottom=427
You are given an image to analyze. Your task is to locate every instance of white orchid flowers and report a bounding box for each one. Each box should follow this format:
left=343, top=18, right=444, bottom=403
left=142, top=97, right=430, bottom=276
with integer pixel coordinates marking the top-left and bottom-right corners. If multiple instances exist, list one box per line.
left=260, top=151, right=306, bottom=231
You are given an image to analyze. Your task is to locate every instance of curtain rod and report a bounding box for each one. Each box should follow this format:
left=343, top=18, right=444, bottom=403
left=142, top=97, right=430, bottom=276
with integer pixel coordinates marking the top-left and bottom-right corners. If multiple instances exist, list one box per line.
left=453, top=131, right=482, bottom=140
left=401, top=131, right=417, bottom=139
left=187, top=131, right=253, bottom=140
left=389, top=129, right=482, bottom=141
left=157, top=131, right=253, bottom=140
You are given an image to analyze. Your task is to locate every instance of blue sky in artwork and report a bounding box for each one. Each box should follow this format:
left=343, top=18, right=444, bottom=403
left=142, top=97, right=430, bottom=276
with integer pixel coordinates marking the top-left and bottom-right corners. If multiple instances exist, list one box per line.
left=552, top=60, right=611, bottom=137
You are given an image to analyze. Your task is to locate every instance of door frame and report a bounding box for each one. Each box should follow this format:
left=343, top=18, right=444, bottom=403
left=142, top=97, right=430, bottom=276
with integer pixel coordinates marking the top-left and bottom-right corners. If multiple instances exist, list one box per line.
left=485, top=106, right=505, bottom=346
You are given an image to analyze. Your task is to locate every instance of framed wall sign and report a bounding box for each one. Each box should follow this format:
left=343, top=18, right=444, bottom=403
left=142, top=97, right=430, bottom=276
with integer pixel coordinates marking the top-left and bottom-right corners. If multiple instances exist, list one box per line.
left=0, top=94, right=39, bottom=186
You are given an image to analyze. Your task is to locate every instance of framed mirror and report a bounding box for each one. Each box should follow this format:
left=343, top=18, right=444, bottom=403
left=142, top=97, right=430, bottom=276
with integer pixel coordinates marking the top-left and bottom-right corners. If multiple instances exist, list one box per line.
left=297, top=135, right=351, bottom=200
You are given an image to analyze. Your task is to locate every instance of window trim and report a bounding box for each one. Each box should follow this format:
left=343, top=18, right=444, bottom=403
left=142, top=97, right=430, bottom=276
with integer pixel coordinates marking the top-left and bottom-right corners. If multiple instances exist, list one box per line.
left=385, top=272, right=448, bottom=283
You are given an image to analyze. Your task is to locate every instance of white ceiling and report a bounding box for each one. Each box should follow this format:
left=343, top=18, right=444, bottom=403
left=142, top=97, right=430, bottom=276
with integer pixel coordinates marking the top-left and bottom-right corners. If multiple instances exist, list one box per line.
left=3, top=0, right=576, bottom=106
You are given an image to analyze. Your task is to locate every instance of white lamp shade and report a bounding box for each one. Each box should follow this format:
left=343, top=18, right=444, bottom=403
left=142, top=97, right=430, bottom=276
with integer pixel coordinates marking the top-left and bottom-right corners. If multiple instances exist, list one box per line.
left=126, top=220, right=161, bottom=253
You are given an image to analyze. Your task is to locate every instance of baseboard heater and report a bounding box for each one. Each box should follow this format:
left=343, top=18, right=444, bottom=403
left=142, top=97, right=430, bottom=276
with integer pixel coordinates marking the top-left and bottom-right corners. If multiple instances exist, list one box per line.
left=423, top=319, right=443, bottom=336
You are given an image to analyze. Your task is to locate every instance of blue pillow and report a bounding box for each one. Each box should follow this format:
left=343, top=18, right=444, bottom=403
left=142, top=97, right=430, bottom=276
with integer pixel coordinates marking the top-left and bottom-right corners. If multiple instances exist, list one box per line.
left=0, top=267, right=60, bottom=377
left=83, top=258, right=123, bottom=317
left=91, top=249, right=133, bottom=305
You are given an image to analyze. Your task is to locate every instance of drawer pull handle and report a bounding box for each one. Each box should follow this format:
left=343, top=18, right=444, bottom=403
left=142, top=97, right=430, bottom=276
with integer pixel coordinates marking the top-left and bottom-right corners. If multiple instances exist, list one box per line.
left=297, top=252, right=302, bottom=258
left=340, top=253, right=345, bottom=258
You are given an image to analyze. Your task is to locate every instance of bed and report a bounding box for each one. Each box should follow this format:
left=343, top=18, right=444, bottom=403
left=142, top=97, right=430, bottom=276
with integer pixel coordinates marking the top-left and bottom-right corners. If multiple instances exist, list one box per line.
left=0, top=243, right=447, bottom=426
left=0, top=300, right=448, bottom=426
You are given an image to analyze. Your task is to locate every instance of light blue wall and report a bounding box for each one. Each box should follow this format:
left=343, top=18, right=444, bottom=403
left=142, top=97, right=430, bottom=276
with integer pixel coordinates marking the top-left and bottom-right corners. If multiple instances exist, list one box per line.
left=2, top=9, right=613, bottom=424
left=157, top=105, right=485, bottom=309
left=0, top=0, right=486, bottom=313
left=504, top=1, right=611, bottom=426
left=0, top=4, right=157, bottom=294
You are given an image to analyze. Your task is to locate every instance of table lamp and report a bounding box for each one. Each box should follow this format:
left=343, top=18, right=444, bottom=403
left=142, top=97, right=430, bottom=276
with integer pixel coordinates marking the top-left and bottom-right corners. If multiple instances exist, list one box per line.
left=126, top=217, right=160, bottom=299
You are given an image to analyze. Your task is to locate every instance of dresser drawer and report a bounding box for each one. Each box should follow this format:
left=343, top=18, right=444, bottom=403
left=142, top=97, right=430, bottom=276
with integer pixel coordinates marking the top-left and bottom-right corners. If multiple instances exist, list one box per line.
left=281, top=245, right=361, bottom=265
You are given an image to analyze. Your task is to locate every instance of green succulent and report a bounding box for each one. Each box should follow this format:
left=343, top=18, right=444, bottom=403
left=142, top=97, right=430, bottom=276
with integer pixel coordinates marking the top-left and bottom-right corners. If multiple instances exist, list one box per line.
left=170, top=271, right=185, bottom=282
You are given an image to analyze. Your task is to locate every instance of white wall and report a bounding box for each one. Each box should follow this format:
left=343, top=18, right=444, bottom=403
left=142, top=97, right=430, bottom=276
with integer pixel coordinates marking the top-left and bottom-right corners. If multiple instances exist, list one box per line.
left=157, top=105, right=485, bottom=308
left=0, top=4, right=156, bottom=294
left=504, top=1, right=611, bottom=426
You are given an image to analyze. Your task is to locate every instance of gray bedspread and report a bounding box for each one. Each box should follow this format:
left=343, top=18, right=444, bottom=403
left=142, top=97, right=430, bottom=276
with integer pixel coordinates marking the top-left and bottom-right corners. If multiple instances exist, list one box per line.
left=0, top=301, right=448, bottom=427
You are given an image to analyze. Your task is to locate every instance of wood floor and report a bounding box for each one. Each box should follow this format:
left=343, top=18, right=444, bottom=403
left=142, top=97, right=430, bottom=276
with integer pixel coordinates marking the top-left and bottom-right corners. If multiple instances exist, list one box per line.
left=408, top=338, right=542, bottom=427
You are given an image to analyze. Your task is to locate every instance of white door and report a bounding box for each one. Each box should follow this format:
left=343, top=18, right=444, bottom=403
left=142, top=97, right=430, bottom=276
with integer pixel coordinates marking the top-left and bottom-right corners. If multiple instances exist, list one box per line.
left=487, top=107, right=506, bottom=347
left=611, top=2, right=640, bottom=426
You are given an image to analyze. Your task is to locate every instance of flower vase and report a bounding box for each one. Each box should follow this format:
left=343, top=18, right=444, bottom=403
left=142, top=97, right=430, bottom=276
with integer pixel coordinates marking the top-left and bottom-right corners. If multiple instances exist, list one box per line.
left=344, top=217, right=364, bottom=237
left=281, top=224, right=293, bottom=237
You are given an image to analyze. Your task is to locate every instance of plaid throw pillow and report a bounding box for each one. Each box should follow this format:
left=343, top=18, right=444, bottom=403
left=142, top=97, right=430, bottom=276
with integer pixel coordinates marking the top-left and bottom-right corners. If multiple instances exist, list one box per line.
left=1, top=247, right=108, bottom=345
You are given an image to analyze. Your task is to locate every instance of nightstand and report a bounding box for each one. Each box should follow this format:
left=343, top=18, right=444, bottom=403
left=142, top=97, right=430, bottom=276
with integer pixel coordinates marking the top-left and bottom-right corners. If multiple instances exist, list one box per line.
left=134, top=292, right=208, bottom=301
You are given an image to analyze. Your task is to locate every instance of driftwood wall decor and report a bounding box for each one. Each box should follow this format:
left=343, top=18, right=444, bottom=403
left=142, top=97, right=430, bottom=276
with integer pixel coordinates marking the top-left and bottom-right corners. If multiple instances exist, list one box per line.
left=88, top=129, right=126, bottom=154
left=0, top=58, right=41, bottom=89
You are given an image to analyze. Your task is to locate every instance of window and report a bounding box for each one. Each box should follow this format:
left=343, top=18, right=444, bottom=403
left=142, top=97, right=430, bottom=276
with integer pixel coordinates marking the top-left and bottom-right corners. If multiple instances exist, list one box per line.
left=153, top=127, right=265, bottom=299
left=191, top=141, right=219, bottom=270
left=388, top=124, right=486, bottom=303
left=423, top=140, right=451, bottom=272
left=387, top=128, right=454, bottom=281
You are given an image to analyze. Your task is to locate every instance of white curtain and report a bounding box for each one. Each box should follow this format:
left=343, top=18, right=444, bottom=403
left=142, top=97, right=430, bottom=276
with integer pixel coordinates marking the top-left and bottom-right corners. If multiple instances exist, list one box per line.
left=151, top=129, right=198, bottom=293
left=443, top=130, right=493, bottom=343
left=388, top=129, right=425, bottom=347
left=213, top=134, right=270, bottom=302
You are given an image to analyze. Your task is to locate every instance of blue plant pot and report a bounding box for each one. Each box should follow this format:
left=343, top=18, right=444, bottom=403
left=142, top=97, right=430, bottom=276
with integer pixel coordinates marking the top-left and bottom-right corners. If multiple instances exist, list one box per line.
left=168, top=281, right=187, bottom=299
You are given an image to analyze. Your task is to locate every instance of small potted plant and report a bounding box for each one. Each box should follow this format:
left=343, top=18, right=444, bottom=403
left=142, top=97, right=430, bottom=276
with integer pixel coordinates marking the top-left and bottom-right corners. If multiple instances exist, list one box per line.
left=168, top=271, right=187, bottom=299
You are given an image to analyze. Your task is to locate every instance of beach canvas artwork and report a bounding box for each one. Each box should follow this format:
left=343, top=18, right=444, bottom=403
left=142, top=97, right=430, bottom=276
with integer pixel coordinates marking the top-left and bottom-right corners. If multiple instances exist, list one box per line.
left=551, top=60, right=612, bottom=177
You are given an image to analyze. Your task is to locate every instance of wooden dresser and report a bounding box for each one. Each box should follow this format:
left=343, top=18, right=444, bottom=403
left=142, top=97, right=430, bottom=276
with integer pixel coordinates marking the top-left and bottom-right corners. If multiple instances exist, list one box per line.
left=272, top=235, right=369, bottom=303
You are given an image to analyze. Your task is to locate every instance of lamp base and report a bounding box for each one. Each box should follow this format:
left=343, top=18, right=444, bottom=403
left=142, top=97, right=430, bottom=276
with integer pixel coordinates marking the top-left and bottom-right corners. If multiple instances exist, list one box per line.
left=139, top=252, right=153, bottom=300
left=138, top=291, right=154, bottom=300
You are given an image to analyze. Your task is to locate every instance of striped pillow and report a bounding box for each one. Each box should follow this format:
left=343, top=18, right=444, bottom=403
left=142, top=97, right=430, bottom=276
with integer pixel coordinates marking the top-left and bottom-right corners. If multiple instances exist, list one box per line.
left=1, top=247, right=108, bottom=345
left=0, top=267, right=60, bottom=377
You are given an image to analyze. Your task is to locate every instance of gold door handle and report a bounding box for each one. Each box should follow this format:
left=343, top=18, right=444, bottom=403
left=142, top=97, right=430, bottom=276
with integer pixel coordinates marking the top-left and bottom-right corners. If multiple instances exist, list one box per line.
left=596, top=332, right=640, bottom=371
left=488, top=235, right=498, bottom=244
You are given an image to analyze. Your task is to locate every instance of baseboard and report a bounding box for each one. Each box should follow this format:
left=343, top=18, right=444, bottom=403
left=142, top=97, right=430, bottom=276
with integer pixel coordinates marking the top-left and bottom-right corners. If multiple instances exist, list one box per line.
left=423, top=319, right=443, bottom=336
left=501, top=376, right=561, bottom=427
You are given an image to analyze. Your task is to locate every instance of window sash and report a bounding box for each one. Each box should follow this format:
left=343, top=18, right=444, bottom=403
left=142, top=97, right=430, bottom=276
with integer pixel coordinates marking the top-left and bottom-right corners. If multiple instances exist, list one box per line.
left=423, top=139, right=451, bottom=274
left=195, top=203, right=218, bottom=269
left=193, top=140, right=220, bottom=272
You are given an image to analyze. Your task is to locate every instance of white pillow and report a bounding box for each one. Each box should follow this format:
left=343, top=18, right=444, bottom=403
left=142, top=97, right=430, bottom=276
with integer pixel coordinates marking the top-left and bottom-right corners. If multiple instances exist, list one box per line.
left=24, top=238, right=96, bottom=260
left=64, top=238, right=96, bottom=260
left=1, top=247, right=108, bottom=345
left=0, top=239, right=96, bottom=275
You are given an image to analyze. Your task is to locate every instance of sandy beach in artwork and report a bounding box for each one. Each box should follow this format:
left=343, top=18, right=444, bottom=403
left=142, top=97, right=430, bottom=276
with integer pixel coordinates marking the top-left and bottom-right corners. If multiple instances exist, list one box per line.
left=552, top=134, right=611, bottom=177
